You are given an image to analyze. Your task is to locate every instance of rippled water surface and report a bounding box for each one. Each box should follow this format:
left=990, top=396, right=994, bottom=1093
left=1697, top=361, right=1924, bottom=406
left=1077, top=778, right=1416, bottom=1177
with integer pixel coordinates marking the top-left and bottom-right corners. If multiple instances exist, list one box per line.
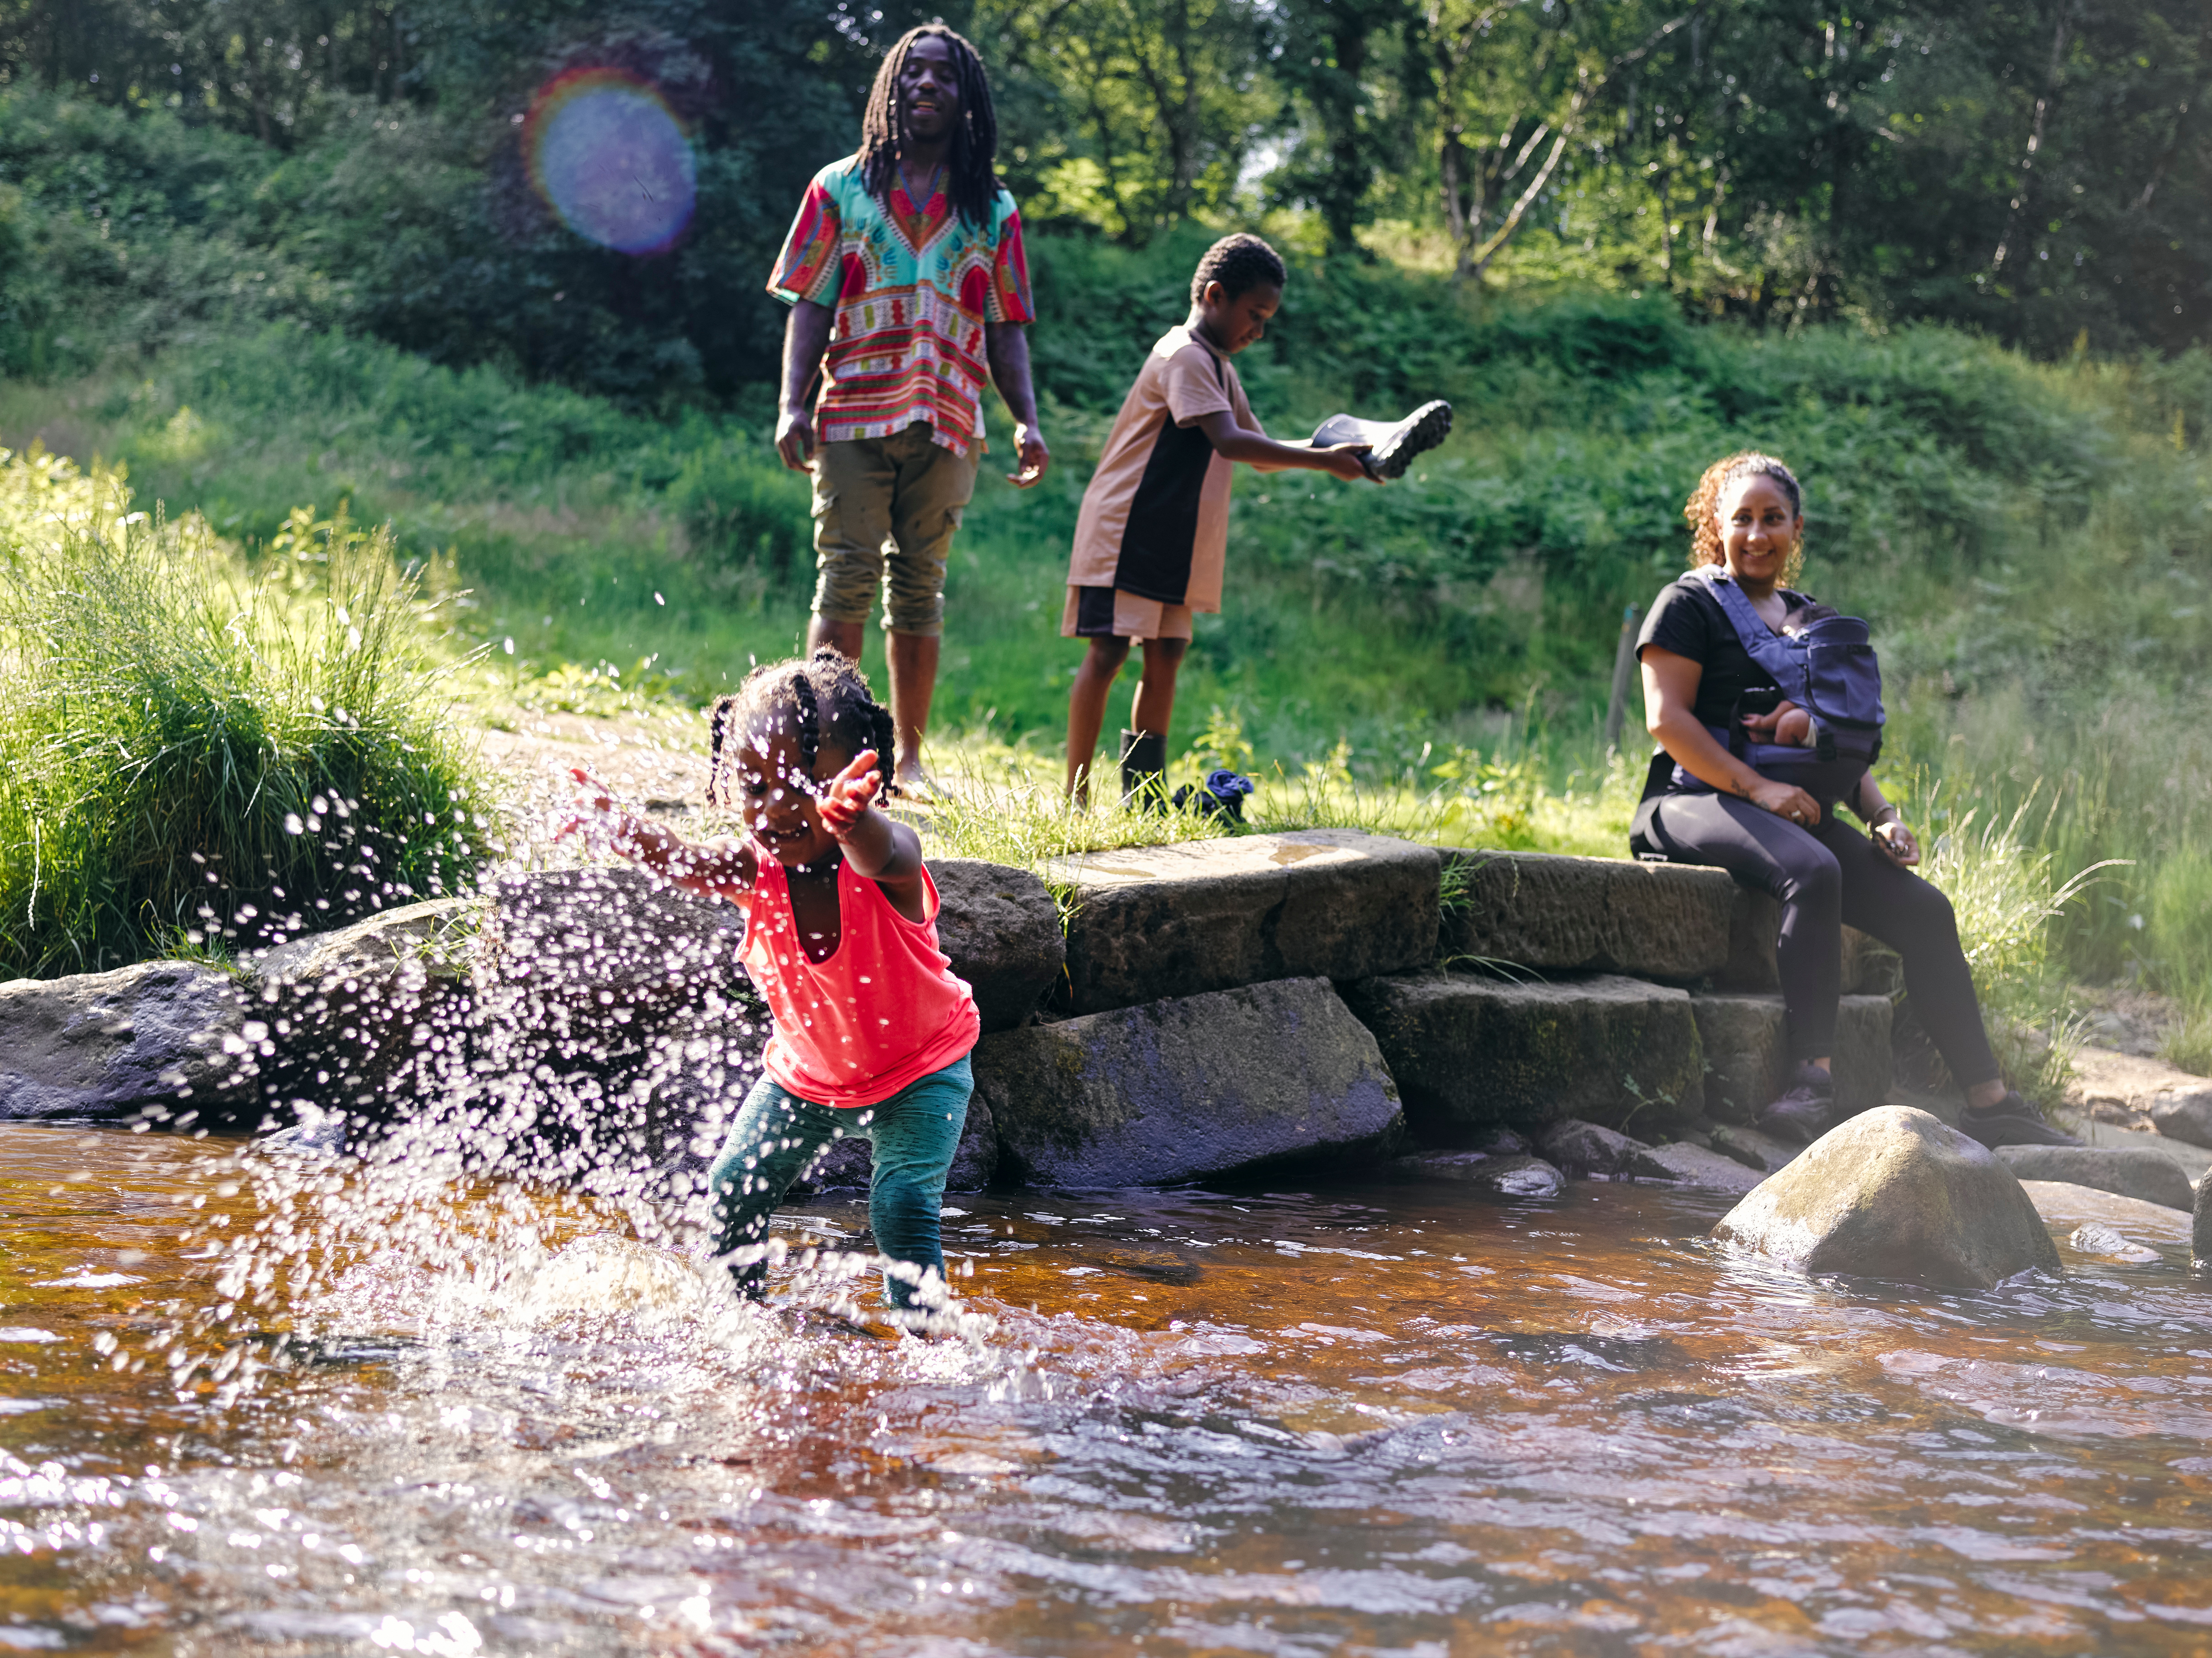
left=4, top=1120, right=2211, bottom=1655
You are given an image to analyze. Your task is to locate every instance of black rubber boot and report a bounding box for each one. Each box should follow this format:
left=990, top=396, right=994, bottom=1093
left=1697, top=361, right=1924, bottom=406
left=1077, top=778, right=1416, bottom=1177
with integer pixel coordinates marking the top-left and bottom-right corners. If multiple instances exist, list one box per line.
left=1118, top=729, right=1167, bottom=811
left=1755, top=1062, right=1837, bottom=1146
left=1308, top=400, right=1454, bottom=478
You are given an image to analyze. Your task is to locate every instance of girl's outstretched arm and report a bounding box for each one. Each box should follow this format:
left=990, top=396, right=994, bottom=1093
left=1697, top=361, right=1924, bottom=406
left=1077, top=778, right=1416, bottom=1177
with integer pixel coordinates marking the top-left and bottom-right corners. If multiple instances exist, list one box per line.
left=816, top=751, right=929, bottom=922
left=557, top=767, right=756, bottom=902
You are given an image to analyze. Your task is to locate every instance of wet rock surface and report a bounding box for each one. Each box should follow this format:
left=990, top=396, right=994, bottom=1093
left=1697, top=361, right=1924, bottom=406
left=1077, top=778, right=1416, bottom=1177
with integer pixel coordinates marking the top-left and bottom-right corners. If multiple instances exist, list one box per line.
left=1712, top=1106, right=2062, bottom=1288
left=1994, top=1144, right=2197, bottom=1212
left=929, top=860, right=1064, bottom=1032
left=1054, top=831, right=1440, bottom=1014
left=1345, top=971, right=1703, bottom=1136
left=1440, top=850, right=1731, bottom=983
left=1690, top=992, right=1893, bottom=1124
left=2018, top=1180, right=2196, bottom=1254
left=1387, top=1149, right=1565, bottom=1197
left=975, top=977, right=1404, bottom=1189
left=1628, top=1141, right=1764, bottom=1195
left=1536, top=1118, right=1648, bottom=1178
left=0, top=961, right=254, bottom=1124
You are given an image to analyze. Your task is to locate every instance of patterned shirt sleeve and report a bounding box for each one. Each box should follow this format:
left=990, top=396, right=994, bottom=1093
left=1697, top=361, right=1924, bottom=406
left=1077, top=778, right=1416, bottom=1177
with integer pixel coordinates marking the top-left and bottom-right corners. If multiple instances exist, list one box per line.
left=985, top=194, right=1036, bottom=325
left=767, top=171, right=845, bottom=306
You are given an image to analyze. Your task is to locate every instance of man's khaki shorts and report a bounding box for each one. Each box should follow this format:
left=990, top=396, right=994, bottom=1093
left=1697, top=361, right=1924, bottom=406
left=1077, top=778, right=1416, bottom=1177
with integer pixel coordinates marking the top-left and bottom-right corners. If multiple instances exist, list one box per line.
left=810, top=422, right=978, bottom=637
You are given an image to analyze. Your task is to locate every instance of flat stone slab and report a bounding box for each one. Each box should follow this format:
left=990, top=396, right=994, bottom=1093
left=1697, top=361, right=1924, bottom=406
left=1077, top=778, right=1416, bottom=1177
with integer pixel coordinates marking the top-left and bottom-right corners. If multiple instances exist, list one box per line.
left=1388, top=1150, right=1564, bottom=1197
left=1708, top=1122, right=1801, bottom=1175
left=974, top=977, right=1403, bottom=1189
left=1713, top=1106, right=2061, bottom=1288
left=1692, top=992, right=1894, bottom=1124
left=0, top=961, right=253, bottom=1125
left=930, top=860, right=1065, bottom=1033
left=1628, top=1140, right=1764, bottom=1195
left=2067, top=1044, right=2212, bottom=1131
left=1053, top=831, right=1440, bottom=1014
left=1440, top=850, right=1730, bottom=984
left=2019, top=1180, right=2195, bottom=1251
left=1343, top=972, right=1703, bottom=1136
left=1995, top=1145, right=2196, bottom=1212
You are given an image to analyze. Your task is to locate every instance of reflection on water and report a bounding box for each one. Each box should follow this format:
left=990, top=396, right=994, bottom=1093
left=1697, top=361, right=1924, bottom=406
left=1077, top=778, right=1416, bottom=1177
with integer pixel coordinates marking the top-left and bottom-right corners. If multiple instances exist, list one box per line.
left=3, top=1120, right=2211, bottom=1654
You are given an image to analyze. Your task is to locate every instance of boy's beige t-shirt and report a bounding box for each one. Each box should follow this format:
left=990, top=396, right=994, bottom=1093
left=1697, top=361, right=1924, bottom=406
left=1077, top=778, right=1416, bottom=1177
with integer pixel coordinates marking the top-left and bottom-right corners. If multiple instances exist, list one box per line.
left=1066, top=324, right=1256, bottom=614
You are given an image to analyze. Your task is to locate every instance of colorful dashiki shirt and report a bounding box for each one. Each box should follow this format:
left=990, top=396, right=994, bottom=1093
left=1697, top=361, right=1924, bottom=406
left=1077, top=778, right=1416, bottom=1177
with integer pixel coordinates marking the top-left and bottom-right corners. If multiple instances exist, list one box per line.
left=767, top=155, right=1035, bottom=457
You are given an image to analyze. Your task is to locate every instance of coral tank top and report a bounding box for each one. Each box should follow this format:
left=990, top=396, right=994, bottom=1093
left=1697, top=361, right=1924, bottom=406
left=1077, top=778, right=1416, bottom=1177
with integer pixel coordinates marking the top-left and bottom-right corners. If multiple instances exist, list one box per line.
left=740, top=856, right=980, bottom=1109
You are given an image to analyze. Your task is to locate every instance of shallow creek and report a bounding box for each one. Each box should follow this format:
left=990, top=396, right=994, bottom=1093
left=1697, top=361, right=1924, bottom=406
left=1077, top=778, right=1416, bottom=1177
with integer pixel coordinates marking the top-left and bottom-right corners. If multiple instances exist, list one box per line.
left=3, top=1121, right=2210, bottom=1655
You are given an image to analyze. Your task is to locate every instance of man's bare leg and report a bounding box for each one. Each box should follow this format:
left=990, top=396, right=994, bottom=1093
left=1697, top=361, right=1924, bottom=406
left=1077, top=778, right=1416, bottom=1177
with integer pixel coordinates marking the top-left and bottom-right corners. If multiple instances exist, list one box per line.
left=886, top=629, right=940, bottom=786
left=807, top=615, right=865, bottom=662
left=1065, top=636, right=1132, bottom=803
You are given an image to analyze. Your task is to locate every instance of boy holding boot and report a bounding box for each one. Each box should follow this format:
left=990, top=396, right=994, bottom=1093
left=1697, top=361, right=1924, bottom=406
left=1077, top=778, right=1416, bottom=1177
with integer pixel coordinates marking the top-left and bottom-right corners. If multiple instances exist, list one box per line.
left=1059, top=233, right=1441, bottom=804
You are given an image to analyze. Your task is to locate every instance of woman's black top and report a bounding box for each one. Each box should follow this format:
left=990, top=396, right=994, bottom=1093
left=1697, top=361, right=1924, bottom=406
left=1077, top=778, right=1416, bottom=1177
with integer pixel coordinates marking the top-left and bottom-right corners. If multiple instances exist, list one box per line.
left=1635, top=575, right=1810, bottom=729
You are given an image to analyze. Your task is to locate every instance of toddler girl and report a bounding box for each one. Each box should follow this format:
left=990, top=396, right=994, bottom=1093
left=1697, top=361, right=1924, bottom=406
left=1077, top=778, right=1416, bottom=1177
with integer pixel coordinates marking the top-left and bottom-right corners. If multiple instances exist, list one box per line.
left=564, top=648, right=980, bottom=1318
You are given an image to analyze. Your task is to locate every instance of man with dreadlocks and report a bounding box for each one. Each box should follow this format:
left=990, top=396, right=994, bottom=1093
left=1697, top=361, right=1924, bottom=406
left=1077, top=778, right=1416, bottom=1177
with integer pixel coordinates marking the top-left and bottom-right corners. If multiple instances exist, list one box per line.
left=562, top=648, right=983, bottom=1327
left=767, top=25, right=1047, bottom=791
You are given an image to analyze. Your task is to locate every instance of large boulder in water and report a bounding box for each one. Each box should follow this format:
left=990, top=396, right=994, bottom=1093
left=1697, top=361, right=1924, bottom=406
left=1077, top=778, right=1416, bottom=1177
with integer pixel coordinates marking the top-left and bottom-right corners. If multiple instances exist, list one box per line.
left=1711, top=1105, right=2061, bottom=1287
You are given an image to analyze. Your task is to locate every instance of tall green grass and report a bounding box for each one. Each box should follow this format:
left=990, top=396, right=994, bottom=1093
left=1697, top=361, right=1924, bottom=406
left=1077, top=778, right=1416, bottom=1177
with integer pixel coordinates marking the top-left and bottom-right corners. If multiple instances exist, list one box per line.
left=0, top=452, right=488, bottom=978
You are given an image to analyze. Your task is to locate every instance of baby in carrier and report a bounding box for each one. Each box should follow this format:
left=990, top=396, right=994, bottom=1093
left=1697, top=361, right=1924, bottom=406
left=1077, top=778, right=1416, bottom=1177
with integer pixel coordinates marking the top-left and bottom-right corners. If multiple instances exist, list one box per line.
left=1744, top=604, right=1839, bottom=749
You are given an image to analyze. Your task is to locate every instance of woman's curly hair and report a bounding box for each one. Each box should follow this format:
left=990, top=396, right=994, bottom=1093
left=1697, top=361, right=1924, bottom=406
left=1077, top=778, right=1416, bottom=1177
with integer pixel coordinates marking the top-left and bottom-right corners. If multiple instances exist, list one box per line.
left=706, top=649, right=895, bottom=808
left=1683, top=451, right=1806, bottom=587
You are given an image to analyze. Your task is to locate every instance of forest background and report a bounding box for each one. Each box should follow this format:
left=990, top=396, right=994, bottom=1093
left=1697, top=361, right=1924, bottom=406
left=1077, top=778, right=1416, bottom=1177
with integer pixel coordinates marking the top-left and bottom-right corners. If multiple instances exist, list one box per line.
left=1, top=0, right=2210, bottom=1080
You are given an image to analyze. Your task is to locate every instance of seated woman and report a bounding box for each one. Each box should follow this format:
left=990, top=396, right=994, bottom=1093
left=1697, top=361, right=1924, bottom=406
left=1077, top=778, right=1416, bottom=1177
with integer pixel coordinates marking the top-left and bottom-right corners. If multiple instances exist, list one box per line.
left=1632, top=450, right=2078, bottom=1150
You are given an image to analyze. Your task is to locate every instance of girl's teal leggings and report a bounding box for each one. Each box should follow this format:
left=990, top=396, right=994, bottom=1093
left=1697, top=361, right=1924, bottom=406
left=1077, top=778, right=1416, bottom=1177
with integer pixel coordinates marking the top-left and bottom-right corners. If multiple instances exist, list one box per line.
left=706, top=1054, right=972, bottom=1309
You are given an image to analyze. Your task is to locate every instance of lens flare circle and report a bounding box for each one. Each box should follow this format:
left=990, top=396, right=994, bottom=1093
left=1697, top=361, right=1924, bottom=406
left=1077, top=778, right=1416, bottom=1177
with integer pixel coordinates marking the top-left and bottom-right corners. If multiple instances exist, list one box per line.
left=526, top=67, right=696, bottom=255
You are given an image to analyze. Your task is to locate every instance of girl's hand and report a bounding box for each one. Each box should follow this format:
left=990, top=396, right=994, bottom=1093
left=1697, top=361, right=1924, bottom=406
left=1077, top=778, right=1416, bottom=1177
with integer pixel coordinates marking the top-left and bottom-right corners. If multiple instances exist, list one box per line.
left=818, top=750, right=883, bottom=838
left=1873, top=817, right=1920, bottom=866
left=1747, top=777, right=1822, bottom=830
left=553, top=766, right=620, bottom=841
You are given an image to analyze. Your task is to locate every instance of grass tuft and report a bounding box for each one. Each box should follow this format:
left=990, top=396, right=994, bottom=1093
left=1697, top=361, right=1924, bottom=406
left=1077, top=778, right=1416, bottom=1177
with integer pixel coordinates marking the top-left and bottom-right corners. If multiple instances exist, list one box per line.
left=0, top=450, right=490, bottom=978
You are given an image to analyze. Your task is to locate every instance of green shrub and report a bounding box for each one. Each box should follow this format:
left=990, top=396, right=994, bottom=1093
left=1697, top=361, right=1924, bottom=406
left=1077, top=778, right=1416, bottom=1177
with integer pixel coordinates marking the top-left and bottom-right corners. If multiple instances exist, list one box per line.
left=0, top=452, right=488, bottom=978
left=667, top=438, right=812, bottom=575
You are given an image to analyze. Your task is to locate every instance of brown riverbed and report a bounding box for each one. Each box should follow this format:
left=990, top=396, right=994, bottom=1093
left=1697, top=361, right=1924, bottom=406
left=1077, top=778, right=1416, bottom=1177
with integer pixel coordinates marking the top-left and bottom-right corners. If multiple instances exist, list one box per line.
left=3, top=1120, right=2210, bottom=1655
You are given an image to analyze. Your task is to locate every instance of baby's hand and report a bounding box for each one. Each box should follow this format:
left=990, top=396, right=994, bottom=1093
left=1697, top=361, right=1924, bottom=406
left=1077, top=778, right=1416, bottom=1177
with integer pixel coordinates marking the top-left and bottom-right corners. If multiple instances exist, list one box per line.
left=818, top=750, right=883, bottom=837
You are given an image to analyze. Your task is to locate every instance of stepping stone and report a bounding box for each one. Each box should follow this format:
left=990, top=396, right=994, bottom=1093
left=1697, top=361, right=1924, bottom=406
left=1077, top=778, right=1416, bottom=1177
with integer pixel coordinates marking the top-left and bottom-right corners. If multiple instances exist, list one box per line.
left=974, top=977, right=1403, bottom=1189
left=1440, top=850, right=1732, bottom=983
left=1691, top=992, right=1894, bottom=1124
left=1344, top=972, right=1704, bottom=1137
left=1994, top=1144, right=2196, bottom=1212
left=1053, top=831, right=1440, bottom=1014
left=1537, top=1117, right=1648, bottom=1178
left=1389, top=1150, right=1564, bottom=1197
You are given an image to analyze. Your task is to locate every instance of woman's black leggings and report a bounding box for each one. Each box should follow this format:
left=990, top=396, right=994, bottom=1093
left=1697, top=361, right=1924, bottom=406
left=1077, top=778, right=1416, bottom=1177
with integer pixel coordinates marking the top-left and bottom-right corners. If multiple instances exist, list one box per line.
left=1646, top=792, right=1999, bottom=1085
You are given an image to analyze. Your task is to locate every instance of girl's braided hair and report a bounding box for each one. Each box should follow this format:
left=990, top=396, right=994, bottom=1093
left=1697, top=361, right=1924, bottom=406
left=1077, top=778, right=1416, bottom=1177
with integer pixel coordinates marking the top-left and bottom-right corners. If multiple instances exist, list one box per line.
left=1683, top=451, right=1806, bottom=587
left=706, top=649, right=896, bottom=808
left=857, top=26, right=1000, bottom=231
